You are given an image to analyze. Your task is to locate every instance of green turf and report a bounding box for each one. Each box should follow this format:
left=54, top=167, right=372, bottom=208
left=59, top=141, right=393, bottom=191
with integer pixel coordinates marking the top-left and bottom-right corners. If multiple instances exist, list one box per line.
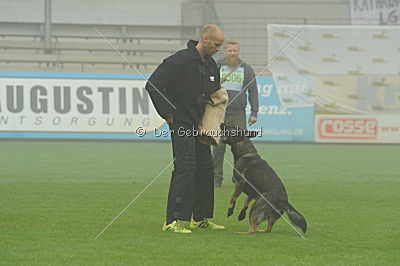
left=1, top=141, right=399, bottom=265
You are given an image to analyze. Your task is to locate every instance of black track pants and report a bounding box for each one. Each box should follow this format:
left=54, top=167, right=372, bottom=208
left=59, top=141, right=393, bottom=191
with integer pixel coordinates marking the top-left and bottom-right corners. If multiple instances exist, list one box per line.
left=166, top=122, right=214, bottom=222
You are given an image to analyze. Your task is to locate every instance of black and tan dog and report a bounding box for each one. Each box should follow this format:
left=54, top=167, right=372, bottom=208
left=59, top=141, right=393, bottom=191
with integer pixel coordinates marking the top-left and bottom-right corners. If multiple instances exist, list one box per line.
left=221, top=124, right=307, bottom=235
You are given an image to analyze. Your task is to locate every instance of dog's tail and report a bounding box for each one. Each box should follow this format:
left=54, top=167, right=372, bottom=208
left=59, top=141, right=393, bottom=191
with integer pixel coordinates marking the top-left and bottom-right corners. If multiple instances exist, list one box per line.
left=278, top=201, right=307, bottom=234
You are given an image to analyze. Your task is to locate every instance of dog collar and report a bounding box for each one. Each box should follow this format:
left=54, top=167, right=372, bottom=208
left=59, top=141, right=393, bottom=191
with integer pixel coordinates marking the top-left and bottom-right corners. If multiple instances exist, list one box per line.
left=241, top=153, right=259, bottom=159
left=236, top=153, right=259, bottom=177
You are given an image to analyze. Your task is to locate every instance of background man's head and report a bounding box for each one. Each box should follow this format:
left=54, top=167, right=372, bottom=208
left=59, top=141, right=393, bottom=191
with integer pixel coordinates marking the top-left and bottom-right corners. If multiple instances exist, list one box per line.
left=224, top=39, right=240, bottom=66
left=199, top=24, right=224, bottom=57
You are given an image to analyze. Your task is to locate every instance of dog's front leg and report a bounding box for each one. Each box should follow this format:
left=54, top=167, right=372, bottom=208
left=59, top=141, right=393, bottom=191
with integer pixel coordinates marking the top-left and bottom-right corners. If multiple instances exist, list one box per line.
left=227, top=182, right=244, bottom=217
left=238, top=196, right=253, bottom=221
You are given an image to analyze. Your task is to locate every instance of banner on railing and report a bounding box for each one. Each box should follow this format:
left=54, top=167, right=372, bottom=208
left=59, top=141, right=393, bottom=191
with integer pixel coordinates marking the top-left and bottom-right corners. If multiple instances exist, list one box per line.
left=350, top=0, right=400, bottom=25
left=315, top=114, right=400, bottom=143
left=0, top=72, right=315, bottom=141
left=0, top=78, right=164, bottom=132
left=248, top=75, right=314, bottom=142
left=0, top=72, right=168, bottom=139
left=314, top=75, right=400, bottom=115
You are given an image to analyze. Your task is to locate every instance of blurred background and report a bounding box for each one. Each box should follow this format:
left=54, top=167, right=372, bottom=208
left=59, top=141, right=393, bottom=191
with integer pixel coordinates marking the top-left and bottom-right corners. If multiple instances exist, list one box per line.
left=2, top=3, right=400, bottom=265
left=0, top=0, right=388, bottom=73
left=0, top=0, right=399, bottom=143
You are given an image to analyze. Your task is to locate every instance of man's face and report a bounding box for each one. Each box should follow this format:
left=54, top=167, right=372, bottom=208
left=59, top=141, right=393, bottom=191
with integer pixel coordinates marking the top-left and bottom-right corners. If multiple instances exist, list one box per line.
left=224, top=44, right=240, bottom=62
left=203, top=32, right=224, bottom=56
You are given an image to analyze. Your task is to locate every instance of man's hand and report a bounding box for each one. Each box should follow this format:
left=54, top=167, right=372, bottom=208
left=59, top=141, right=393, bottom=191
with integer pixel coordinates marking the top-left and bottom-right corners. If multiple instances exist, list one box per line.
left=248, top=116, right=257, bottom=126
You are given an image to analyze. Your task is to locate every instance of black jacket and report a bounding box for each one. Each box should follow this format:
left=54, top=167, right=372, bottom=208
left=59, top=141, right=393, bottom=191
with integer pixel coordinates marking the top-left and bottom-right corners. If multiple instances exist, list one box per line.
left=145, top=40, right=220, bottom=126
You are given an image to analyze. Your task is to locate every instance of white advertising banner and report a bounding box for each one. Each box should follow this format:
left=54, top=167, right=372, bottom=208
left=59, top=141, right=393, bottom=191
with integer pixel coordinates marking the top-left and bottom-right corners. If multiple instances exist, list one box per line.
left=268, top=24, right=400, bottom=76
left=350, top=0, right=400, bottom=25
left=315, top=115, right=400, bottom=143
left=268, top=24, right=400, bottom=117
left=0, top=77, right=165, bottom=133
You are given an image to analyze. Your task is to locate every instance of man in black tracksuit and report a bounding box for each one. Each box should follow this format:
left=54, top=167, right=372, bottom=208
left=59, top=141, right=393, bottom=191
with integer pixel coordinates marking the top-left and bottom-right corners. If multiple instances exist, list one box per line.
left=145, top=24, right=226, bottom=233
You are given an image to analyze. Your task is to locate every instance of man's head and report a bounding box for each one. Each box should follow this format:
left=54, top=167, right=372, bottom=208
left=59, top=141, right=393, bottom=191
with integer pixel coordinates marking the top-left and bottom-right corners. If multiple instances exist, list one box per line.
left=224, top=39, right=240, bottom=66
left=197, top=24, right=224, bottom=57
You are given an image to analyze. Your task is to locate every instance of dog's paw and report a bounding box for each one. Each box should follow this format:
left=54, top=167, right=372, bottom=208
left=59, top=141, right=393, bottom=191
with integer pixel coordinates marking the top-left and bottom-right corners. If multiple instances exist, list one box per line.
left=227, top=208, right=234, bottom=217
left=238, top=210, right=246, bottom=221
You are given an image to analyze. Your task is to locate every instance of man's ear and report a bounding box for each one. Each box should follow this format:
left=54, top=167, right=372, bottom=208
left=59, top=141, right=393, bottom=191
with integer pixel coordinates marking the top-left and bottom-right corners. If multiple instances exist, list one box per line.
left=245, top=130, right=259, bottom=139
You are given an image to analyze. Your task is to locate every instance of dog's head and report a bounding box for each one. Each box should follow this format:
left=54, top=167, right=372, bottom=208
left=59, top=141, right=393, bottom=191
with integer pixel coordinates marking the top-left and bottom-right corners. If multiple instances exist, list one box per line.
left=220, top=123, right=259, bottom=145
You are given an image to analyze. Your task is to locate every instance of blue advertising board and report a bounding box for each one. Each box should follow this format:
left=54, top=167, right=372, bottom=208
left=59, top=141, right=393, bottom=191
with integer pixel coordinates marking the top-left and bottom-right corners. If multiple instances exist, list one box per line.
left=0, top=72, right=314, bottom=141
left=248, top=75, right=314, bottom=141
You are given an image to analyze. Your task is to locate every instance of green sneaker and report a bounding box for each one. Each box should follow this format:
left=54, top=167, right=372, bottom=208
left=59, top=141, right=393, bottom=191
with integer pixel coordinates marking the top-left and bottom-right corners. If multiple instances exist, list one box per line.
left=190, top=218, right=225, bottom=230
left=162, top=221, right=192, bottom=233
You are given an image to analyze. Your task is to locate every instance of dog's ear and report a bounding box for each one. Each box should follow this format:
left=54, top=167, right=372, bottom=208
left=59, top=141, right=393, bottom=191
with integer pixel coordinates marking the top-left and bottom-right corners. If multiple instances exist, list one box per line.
left=245, top=130, right=259, bottom=139
left=220, top=123, right=226, bottom=130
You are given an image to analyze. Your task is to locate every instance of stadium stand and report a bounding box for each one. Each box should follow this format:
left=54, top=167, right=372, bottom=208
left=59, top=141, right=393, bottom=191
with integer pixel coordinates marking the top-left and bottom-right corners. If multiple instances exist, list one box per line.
left=0, top=0, right=353, bottom=73
left=0, top=22, right=197, bottom=73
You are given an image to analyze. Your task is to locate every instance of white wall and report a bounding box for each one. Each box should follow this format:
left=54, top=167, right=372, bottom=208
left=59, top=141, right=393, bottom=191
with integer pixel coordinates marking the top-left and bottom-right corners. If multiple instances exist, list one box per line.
left=215, top=1, right=350, bottom=23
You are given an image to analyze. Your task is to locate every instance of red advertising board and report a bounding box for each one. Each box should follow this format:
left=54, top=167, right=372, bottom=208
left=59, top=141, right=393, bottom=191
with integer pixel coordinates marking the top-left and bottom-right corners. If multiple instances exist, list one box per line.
left=315, top=115, right=400, bottom=143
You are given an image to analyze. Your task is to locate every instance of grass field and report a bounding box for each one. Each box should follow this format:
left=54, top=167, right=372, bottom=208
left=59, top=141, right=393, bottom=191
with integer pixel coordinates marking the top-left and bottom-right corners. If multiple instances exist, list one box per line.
left=1, top=140, right=399, bottom=265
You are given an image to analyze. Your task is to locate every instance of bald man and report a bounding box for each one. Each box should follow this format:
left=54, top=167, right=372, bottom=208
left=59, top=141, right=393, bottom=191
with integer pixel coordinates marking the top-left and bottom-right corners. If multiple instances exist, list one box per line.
left=146, top=24, right=226, bottom=233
